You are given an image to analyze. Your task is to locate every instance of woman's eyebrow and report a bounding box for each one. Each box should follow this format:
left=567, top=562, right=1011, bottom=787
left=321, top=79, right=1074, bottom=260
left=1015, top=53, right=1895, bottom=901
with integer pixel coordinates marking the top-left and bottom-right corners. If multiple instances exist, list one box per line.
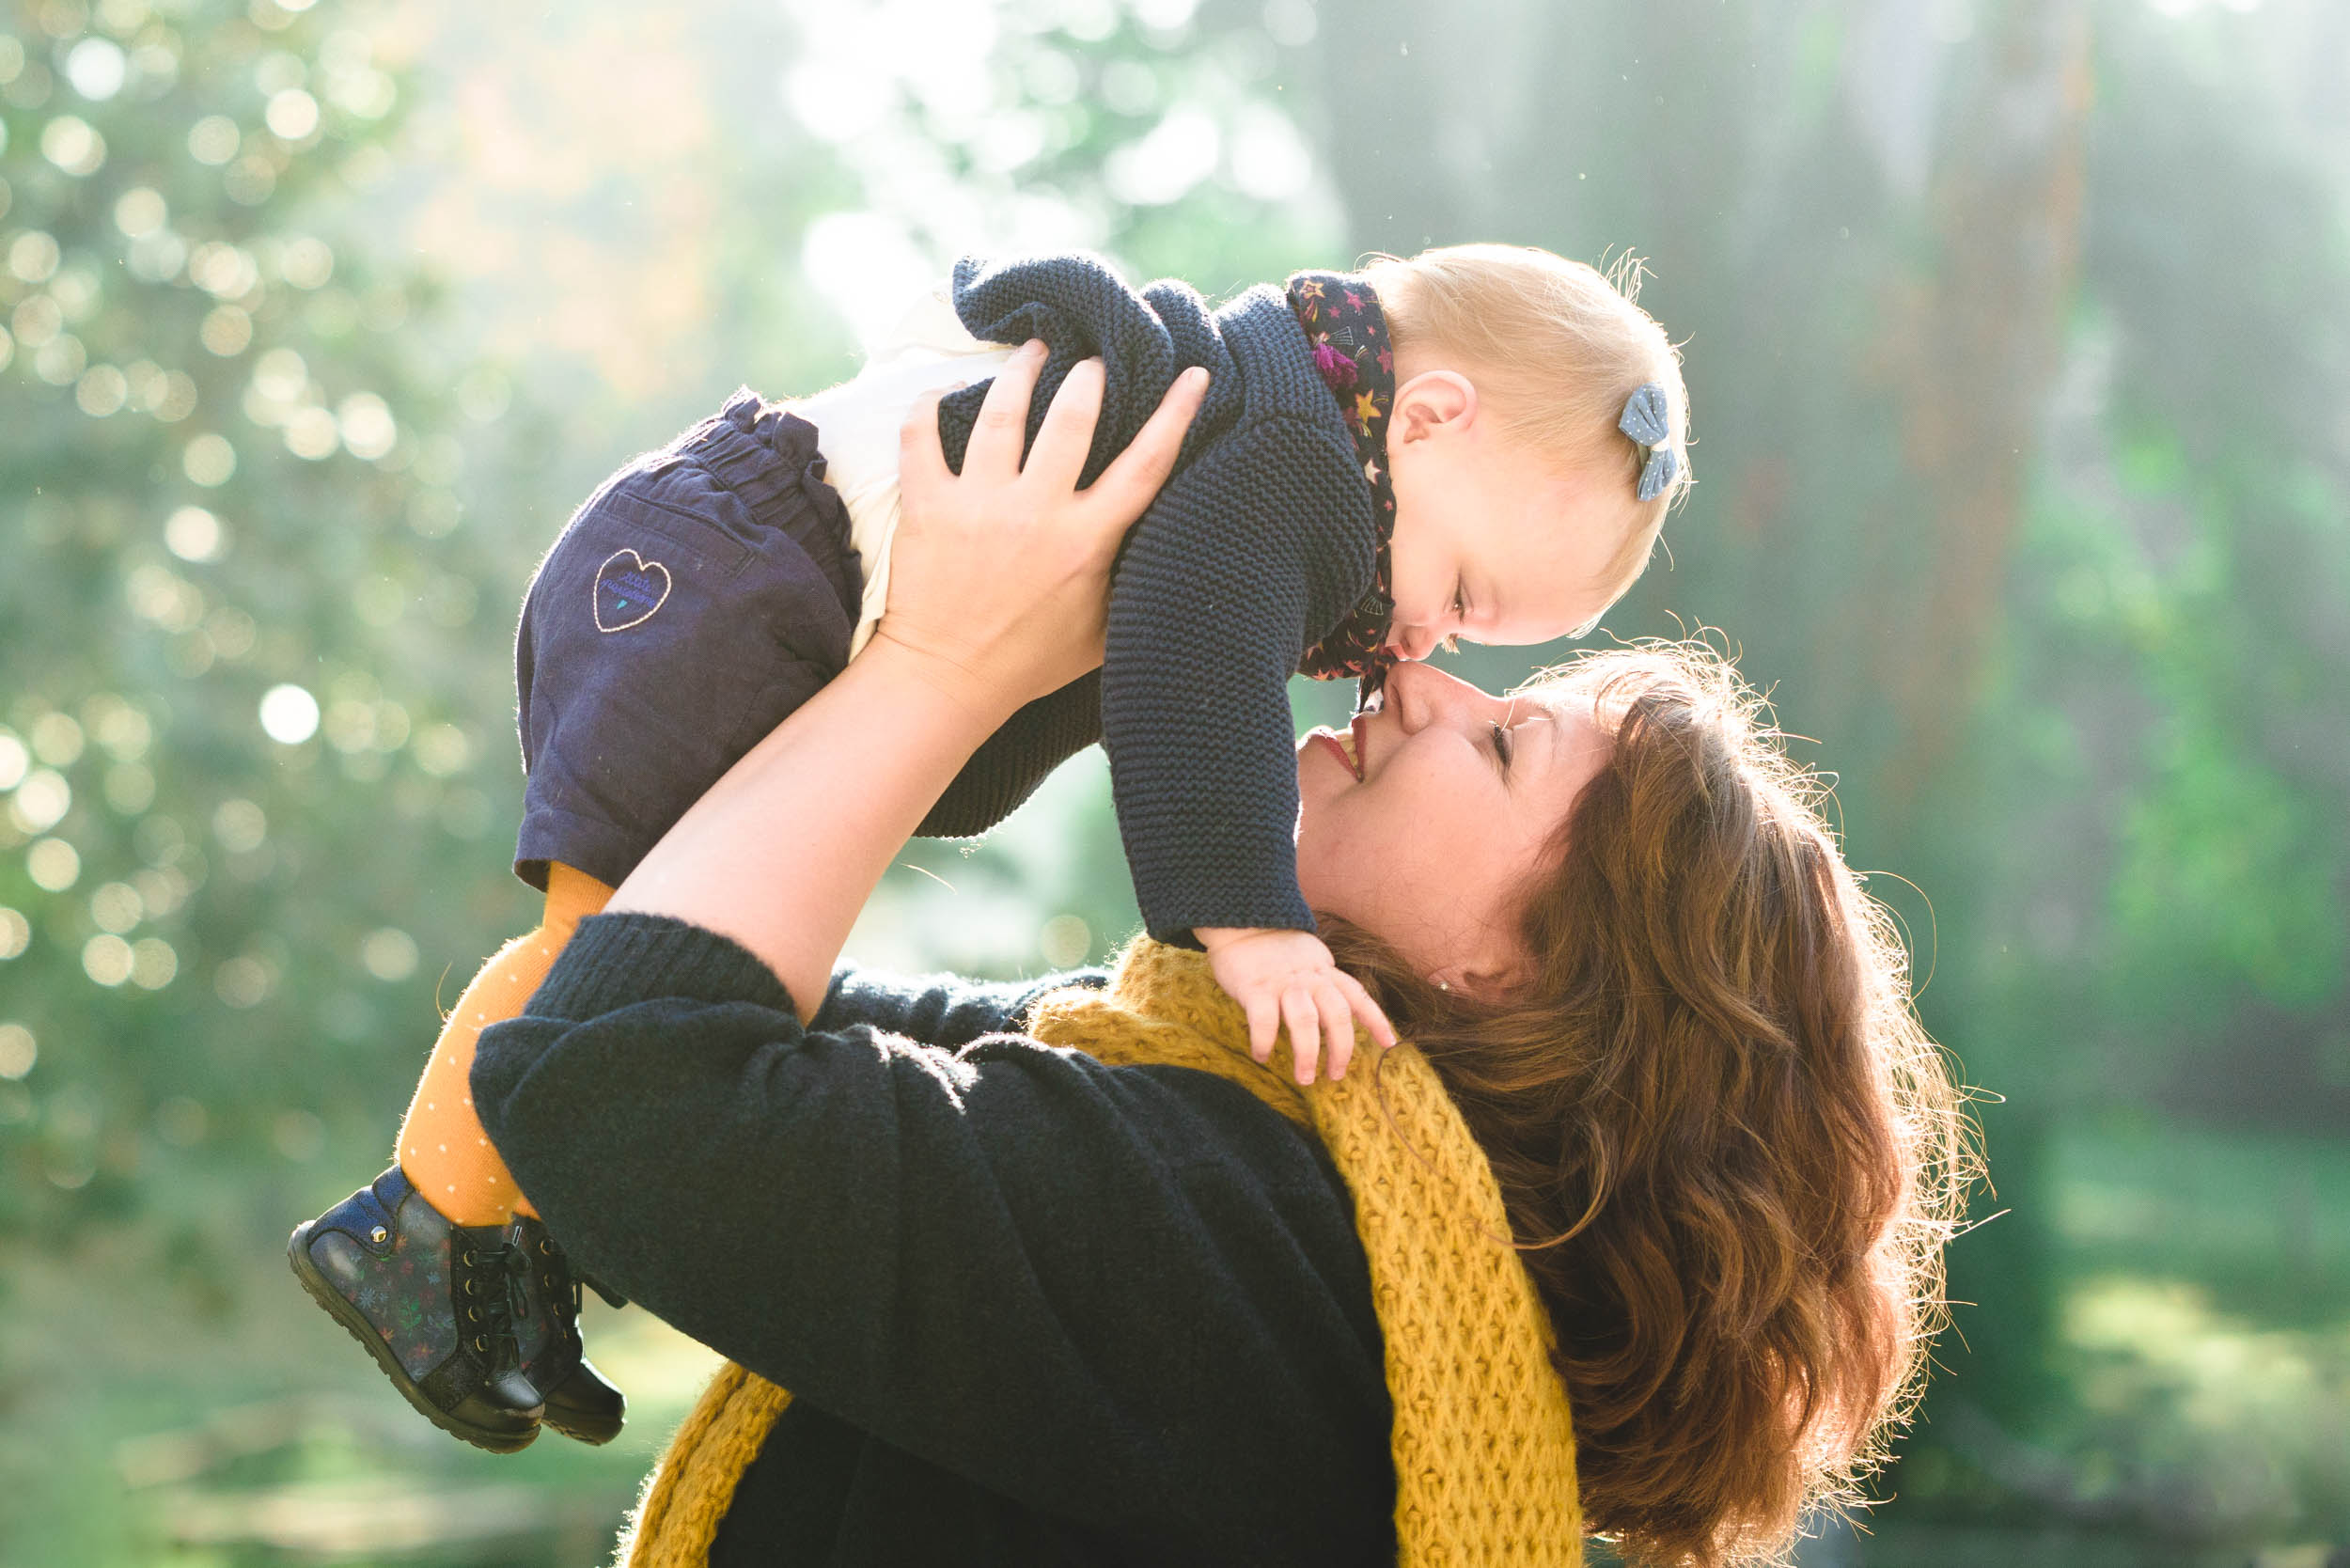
left=1514, top=705, right=1566, bottom=776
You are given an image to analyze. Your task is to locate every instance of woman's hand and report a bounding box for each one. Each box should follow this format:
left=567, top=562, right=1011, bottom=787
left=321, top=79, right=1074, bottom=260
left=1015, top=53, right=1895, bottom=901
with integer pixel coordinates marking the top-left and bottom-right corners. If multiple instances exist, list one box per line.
left=607, top=351, right=1207, bottom=1018
left=879, top=340, right=1210, bottom=728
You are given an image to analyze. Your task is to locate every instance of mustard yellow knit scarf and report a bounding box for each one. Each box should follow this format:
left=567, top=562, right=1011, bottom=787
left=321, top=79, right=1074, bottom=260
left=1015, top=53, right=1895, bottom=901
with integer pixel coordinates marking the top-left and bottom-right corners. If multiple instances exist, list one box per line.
left=619, top=939, right=1583, bottom=1566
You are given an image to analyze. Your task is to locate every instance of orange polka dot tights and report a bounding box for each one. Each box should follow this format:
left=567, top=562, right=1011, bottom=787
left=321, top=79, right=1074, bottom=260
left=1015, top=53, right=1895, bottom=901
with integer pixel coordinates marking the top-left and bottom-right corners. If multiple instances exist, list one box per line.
left=393, top=863, right=613, bottom=1225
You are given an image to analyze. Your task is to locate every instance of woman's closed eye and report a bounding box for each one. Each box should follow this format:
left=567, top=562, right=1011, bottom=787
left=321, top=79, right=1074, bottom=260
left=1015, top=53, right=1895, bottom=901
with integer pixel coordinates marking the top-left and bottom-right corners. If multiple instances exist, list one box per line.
left=1488, top=720, right=1513, bottom=773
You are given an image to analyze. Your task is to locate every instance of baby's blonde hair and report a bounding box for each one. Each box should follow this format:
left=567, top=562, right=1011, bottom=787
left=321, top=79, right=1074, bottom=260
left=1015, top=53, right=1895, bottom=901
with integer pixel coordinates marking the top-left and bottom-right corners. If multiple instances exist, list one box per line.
left=1363, top=243, right=1691, bottom=622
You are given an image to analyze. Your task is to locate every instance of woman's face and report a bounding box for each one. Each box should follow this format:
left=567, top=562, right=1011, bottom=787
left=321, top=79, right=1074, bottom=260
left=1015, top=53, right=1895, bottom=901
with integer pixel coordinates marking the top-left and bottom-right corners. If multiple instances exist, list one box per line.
left=1294, top=661, right=1612, bottom=994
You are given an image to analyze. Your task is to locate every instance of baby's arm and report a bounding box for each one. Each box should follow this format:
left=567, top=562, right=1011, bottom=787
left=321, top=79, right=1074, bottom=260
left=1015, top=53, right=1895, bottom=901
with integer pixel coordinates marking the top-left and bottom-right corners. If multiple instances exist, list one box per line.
left=1195, top=926, right=1396, bottom=1084
left=1099, top=415, right=1394, bottom=1081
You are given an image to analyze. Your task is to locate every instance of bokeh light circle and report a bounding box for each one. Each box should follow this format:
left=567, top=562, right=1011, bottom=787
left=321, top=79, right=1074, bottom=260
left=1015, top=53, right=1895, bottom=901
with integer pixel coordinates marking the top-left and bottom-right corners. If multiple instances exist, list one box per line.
left=259, top=683, right=320, bottom=745
left=0, top=1024, right=34, bottom=1079
left=83, top=933, right=135, bottom=986
left=182, top=433, right=237, bottom=486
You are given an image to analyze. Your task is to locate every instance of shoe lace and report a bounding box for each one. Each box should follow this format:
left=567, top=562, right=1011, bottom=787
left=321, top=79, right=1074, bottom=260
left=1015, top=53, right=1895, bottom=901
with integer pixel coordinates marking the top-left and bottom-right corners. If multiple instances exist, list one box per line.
left=464, top=1239, right=533, bottom=1367
left=538, top=1230, right=575, bottom=1310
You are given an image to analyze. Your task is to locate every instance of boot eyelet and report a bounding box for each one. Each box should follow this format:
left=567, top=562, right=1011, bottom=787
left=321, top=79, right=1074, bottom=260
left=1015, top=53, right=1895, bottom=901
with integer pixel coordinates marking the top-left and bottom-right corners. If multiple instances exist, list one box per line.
left=538, top=1239, right=554, bottom=1255
left=474, top=1335, right=490, bottom=1353
left=467, top=1307, right=480, bottom=1322
left=463, top=1279, right=478, bottom=1296
left=369, top=1225, right=388, bottom=1244
left=461, top=1249, right=478, bottom=1265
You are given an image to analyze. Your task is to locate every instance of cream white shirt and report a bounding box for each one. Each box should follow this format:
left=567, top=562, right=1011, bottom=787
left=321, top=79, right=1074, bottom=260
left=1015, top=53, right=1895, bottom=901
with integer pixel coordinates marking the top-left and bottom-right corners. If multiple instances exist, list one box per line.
left=791, top=286, right=1015, bottom=657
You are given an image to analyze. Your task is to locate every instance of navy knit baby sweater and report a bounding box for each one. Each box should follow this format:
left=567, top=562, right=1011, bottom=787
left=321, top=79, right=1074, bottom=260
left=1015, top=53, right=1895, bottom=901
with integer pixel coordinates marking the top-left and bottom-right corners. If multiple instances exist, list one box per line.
left=926, top=254, right=1378, bottom=941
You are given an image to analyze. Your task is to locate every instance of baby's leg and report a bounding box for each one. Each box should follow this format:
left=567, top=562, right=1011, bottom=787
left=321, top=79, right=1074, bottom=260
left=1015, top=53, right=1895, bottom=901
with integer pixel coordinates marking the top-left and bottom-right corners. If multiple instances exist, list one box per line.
left=393, top=863, right=612, bottom=1224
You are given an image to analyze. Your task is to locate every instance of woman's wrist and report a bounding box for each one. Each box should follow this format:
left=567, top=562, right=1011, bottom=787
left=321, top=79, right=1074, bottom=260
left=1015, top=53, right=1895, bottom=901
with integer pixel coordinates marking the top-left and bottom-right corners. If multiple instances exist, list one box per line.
left=861, top=627, right=1036, bottom=738
left=604, top=639, right=1010, bottom=1019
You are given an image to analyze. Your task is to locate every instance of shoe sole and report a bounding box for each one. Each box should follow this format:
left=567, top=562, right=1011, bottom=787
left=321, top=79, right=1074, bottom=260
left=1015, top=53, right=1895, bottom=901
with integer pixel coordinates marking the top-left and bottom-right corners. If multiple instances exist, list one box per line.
left=287, top=1220, right=541, bottom=1455
left=545, top=1409, right=625, bottom=1446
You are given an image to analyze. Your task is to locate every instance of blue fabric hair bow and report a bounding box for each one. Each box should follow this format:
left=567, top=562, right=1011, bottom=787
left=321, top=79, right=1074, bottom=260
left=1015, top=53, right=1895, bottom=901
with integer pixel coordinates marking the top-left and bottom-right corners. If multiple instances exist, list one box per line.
left=1619, top=383, right=1678, bottom=502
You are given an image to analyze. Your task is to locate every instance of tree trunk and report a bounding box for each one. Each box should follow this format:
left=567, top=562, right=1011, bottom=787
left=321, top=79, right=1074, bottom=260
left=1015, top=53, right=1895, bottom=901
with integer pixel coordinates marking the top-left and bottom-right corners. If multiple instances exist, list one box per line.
left=1875, top=0, right=2092, bottom=818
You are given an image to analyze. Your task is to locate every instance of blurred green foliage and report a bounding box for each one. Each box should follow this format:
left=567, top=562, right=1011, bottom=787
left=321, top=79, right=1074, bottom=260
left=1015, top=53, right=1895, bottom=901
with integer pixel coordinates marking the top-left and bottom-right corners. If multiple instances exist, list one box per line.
left=0, top=0, right=551, bottom=1260
left=4, top=0, right=2349, bottom=1560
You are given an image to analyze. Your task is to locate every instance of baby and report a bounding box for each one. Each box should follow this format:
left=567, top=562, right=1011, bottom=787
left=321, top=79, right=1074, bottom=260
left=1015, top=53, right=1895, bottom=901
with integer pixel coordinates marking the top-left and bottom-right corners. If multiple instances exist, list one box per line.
left=289, top=244, right=1691, bottom=1454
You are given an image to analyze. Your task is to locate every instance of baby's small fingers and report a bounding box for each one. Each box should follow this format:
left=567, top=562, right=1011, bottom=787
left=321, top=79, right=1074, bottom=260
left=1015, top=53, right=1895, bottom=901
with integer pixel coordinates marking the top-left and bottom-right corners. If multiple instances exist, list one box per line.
left=1244, top=992, right=1279, bottom=1064
left=1281, top=983, right=1321, bottom=1088
left=1317, top=980, right=1357, bottom=1081
left=1336, top=971, right=1399, bottom=1050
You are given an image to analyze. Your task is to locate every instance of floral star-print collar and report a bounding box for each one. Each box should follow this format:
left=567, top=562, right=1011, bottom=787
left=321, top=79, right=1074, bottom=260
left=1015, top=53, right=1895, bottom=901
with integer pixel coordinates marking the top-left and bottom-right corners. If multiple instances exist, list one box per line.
left=1287, top=270, right=1400, bottom=688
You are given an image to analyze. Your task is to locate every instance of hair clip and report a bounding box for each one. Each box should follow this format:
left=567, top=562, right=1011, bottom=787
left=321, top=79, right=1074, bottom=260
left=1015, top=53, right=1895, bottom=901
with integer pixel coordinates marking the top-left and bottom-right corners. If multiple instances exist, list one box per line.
left=1618, top=382, right=1678, bottom=502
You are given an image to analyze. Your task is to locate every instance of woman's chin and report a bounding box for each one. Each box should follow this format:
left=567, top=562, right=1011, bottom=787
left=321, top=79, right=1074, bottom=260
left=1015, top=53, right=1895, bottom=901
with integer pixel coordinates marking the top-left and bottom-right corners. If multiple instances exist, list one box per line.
left=1294, top=743, right=1342, bottom=824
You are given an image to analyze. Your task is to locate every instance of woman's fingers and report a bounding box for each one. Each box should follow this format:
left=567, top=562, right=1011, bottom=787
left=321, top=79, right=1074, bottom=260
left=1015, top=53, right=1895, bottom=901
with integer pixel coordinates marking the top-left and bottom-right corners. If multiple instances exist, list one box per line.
left=966, top=339, right=1047, bottom=482
left=1023, top=355, right=1104, bottom=494
left=897, top=387, right=956, bottom=495
left=1082, top=365, right=1207, bottom=525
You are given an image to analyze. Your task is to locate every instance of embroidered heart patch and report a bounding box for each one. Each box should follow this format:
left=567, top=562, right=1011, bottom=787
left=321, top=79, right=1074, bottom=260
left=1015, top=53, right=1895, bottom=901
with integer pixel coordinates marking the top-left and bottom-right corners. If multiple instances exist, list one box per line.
left=593, top=548, right=672, bottom=633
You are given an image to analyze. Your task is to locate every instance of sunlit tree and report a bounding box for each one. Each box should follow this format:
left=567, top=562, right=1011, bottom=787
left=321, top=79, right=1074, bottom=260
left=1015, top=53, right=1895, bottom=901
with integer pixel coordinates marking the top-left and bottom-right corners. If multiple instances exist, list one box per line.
left=0, top=0, right=530, bottom=1236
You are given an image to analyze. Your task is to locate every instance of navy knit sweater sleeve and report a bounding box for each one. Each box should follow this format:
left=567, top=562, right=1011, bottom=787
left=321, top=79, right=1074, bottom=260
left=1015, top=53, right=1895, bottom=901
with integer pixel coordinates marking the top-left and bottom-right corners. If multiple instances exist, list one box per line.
left=472, top=914, right=1395, bottom=1561
left=932, top=255, right=1377, bottom=943
left=1102, top=415, right=1371, bottom=936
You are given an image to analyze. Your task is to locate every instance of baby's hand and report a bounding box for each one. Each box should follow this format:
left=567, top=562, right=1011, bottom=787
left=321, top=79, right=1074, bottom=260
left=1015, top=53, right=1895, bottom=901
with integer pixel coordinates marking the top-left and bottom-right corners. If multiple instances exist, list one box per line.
left=1196, top=927, right=1398, bottom=1085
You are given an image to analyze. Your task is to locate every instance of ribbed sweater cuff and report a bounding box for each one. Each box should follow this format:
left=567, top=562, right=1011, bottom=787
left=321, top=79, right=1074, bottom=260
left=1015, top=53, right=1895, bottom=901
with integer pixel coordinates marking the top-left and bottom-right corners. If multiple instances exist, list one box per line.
left=526, top=912, right=800, bottom=1022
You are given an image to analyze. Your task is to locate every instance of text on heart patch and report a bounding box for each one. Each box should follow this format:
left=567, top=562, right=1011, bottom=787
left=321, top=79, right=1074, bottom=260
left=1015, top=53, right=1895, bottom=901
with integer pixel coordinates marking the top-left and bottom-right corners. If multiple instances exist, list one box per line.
left=593, top=549, right=672, bottom=633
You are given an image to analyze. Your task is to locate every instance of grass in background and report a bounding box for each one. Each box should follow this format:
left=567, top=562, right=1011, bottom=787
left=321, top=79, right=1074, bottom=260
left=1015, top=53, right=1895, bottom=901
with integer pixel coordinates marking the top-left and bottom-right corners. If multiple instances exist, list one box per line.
left=1884, top=1114, right=2350, bottom=1560
left=4, top=1114, right=2345, bottom=1564
left=0, top=1163, right=718, bottom=1568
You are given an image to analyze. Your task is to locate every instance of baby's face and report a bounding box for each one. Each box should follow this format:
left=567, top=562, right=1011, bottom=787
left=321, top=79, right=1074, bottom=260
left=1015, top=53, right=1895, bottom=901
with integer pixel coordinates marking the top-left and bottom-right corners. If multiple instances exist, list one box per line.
left=1382, top=421, right=1637, bottom=663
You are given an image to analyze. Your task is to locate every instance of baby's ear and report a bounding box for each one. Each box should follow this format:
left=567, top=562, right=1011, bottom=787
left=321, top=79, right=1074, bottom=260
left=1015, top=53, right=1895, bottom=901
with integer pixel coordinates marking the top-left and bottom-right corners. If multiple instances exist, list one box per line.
left=1393, top=369, right=1477, bottom=437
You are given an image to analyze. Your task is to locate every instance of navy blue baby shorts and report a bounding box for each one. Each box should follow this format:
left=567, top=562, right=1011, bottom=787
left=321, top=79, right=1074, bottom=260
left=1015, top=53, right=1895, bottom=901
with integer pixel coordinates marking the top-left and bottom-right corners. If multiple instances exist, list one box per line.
left=513, top=390, right=863, bottom=892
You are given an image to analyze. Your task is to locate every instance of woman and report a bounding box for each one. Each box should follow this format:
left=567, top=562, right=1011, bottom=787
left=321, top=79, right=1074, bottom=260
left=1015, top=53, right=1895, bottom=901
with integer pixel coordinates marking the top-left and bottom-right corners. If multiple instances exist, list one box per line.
left=469, top=352, right=1969, bottom=1566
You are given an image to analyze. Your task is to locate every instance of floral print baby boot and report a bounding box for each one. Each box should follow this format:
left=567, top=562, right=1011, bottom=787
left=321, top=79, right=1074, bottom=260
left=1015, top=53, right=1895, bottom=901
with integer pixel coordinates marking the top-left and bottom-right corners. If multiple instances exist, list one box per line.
left=288, top=1165, right=546, bottom=1452
left=507, top=1214, right=627, bottom=1445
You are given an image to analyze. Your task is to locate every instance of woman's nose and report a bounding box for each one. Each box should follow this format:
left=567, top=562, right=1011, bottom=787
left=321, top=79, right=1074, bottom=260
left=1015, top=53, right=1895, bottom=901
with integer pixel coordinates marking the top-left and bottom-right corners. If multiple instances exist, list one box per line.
left=1382, top=658, right=1487, bottom=730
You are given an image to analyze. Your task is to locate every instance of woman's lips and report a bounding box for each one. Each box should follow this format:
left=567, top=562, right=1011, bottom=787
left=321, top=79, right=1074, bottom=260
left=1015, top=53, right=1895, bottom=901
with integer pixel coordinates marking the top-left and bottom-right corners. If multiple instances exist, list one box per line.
left=1311, top=725, right=1363, bottom=780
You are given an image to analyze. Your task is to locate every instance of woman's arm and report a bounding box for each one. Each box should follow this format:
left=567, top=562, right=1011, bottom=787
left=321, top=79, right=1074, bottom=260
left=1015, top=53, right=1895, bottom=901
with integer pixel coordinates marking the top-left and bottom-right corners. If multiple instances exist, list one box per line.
left=476, top=352, right=1392, bottom=1551
left=602, top=344, right=1208, bottom=1017
left=474, top=913, right=1393, bottom=1555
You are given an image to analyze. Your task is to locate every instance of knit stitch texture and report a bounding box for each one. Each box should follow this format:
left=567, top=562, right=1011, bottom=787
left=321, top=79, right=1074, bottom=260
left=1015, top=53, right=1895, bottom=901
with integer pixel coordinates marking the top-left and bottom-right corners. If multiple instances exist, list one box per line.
left=619, top=939, right=1582, bottom=1567
left=931, top=255, right=1380, bottom=940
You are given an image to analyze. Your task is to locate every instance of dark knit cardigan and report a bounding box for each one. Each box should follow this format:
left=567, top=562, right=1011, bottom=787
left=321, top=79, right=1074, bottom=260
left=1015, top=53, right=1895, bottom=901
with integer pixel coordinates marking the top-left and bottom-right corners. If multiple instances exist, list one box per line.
left=472, top=913, right=1397, bottom=1564
left=923, top=254, right=1379, bottom=941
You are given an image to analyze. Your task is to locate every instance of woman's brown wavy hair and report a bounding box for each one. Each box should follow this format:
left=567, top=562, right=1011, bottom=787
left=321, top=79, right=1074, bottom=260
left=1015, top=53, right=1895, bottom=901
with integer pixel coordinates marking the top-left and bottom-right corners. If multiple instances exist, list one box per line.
left=1323, top=644, right=1975, bottom=1567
